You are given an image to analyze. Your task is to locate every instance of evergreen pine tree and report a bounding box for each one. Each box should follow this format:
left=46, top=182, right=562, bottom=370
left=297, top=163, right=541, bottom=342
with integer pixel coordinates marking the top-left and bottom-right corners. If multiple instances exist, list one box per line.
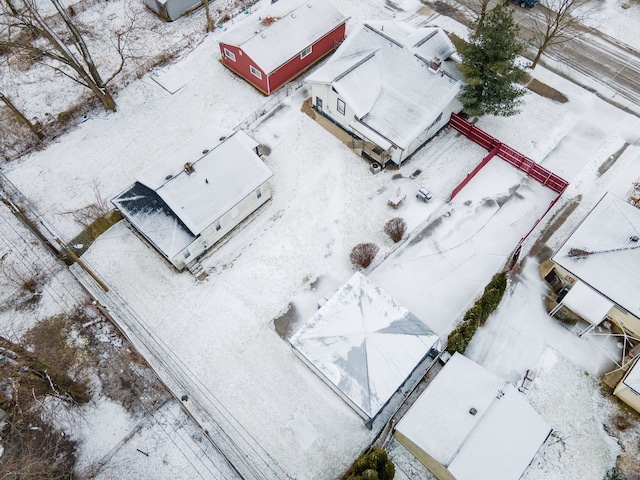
left=459, top=4, right=525, bottom=117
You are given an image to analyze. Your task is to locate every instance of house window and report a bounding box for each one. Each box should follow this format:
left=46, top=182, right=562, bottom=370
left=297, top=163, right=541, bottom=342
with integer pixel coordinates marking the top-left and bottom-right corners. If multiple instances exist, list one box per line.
left=256, top=187, right=262, bottom=199
left=250, top=65, right=262, bottom=79
left=223, top=48, right=236, bottom=62
left=215, top=220, right=221, bottom=231
left=337, top=98, right=346, bottom=115
left=300, top=45, right=312, bottom=59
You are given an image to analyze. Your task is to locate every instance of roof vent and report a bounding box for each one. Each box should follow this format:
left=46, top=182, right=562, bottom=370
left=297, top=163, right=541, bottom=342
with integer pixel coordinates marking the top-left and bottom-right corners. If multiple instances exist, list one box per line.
left=165, top=174, right=173, bottom=180
left=219, top=136, right=226, bottom=141
left=469, top=407, right=477, bottom=416
left=202, top=149, right=209, bottom=154
left=263, top=16, right=275, bottom=25
left=429, top=56, right=442, bottom=71
left=184, top=162, right=195, bottom=175
left=307, top=3, right=312, bottom=7
left=291, top=13, right=295, bottom=18
left=631, top=235, right=639, bottom=242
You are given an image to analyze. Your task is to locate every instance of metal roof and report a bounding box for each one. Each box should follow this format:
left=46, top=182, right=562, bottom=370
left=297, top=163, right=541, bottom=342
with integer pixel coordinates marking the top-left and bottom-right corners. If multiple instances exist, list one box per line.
left=395, top=353, right=550, bottom=480
left=307, top=22, right=462, bottom=151
left=290, top=272, right=439, bottom=421
left=112, top=182, right=195, bottom=259
left=114, top=128, right=272, bottom=259
left=552, top=192, right=640, bottom=319
left=219, top=0, right=347, bottom=75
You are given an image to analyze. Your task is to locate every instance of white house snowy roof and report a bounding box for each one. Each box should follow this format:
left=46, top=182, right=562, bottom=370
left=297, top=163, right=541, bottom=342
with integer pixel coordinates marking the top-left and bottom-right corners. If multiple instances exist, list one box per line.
left=113, top=128, right=272, bottom=258
left=395, top=353, right=551, bottom=480
left=560, top=281, right=614, bottom=326
left=552, top=192, right=640, bottom=319
left=306, top=22, right=462, bottom=150
left=290, top=272, right=439, bottom=421
left=219, top=0, right=347, bottom=75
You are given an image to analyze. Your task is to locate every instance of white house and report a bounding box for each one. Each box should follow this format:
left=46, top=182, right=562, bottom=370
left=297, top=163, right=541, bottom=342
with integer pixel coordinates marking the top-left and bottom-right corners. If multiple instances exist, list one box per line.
left=548, top=192, right=640, bottom=337
left=289, top=272, right=440, bottom=427
left=112, top=127, right=273, bottom=272
left=395, top=353, right=551, bottom=480
left=306, top=21, right=463, bottom=168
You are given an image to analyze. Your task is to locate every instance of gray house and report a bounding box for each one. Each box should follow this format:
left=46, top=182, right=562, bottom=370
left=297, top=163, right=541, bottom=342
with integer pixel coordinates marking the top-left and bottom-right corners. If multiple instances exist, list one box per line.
left=307, top=21, right=464, bottom=167
left=143, top=0, right=201, bottom=21
left=113, top=127, right=273, bottom=271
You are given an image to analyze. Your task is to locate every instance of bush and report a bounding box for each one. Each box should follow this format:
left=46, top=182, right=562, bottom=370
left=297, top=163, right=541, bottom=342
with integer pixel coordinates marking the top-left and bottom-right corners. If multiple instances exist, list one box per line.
left=384, top=217, right=407, bottom=243
left=604, top=469, right=625, bottom=480
left=344, top=449, right=394, bottom=480
left=446, top=271, right=509, bottom=353
left=350, top=243, right=379, bottom=269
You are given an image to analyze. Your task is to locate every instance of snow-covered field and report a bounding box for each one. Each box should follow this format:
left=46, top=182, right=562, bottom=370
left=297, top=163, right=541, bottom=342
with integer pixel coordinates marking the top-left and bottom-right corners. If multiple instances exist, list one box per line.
left=3, top=0, right=640, bottom=478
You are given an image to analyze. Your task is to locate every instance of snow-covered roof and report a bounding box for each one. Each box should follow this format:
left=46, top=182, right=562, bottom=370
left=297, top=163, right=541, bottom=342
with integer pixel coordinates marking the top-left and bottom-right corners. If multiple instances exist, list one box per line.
left=290, top=272, right=440, bottom=421
left=395, top=353, right=551, bottom=480
left=219, top=0, right=348, bottom=75
left=552, top=192, right=640, bottom=319
left=622, top=357, right=640, bottom=395
left=560, top=281, right=614, bottom=325
left=307, top=22, right=462, bottom=151
left=113, top=128, right=272, bottom=258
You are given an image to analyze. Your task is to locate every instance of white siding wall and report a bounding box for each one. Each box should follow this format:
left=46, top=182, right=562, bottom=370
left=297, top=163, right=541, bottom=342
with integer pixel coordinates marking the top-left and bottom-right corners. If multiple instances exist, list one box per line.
left=402, top=98, right=462, bottom=164
left=171, top=180, right=272, bottom=270
left=311, top=83, right=357, bottom=132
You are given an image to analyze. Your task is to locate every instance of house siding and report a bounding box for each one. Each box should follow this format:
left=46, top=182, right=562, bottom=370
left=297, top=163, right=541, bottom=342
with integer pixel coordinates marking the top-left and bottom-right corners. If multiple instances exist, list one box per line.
left=219, top=44, right=270, bottom=94
left=171, top=180, right=272, bottom=270
left=614, top=383, right=640, bottom=413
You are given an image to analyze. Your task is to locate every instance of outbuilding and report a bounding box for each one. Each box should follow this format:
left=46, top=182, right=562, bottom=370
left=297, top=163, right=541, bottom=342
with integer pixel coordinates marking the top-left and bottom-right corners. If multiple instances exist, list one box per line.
left=306, top=21, right=463, bottom=167
left=394, top=353, right=551, bottom=480
left=112, top=127, right=272, bottom=272
left=289, top=272, right=440, bottom=428
left=143, top=0, right=201, bottom=22
left=219, top=0, right=348, bottom=95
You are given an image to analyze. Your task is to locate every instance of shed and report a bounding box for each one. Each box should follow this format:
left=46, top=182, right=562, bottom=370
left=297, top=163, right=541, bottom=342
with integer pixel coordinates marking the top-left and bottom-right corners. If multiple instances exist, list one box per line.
left=550, top=192, right=640, bottom=337
left=394, top=353, right=551, bottom=480
left=306, top=21, right=463, bottom=167
left=289, top=272, right=440, bottom=426
left=112, top=127, right=273, bottom=272
left=143, top=0, right=201, bottom=22
left=219, top=0, right=348, bottom=95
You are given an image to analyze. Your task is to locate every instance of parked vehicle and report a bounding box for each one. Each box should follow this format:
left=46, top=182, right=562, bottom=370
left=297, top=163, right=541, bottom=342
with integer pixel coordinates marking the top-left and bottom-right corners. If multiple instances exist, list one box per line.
left=512, top=0, right=538, bottom=8
left=416, top=187, right=433, bottom=202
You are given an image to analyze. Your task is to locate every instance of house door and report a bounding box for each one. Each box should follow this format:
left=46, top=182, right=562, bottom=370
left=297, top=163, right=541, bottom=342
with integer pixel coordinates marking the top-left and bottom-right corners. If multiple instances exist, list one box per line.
left=316, top=97, right=323, bottom=112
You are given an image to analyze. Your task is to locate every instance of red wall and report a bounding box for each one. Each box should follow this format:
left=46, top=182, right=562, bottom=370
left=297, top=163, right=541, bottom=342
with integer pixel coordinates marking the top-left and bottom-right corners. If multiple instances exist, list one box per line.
left=219, top=43, right=269, bottom=94
left=267, top=22, right=346, bottom=94
left=220, top=21, right=346, bottom=95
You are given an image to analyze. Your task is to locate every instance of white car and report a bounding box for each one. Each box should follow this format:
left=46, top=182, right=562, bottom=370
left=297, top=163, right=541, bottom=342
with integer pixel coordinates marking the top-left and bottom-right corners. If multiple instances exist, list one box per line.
left=416, top=187, right=433, bottom=202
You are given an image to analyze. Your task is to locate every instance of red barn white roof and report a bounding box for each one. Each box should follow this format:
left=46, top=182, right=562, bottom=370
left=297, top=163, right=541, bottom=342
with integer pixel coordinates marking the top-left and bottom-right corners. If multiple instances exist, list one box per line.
left=219, top=0, right=347, bottom=75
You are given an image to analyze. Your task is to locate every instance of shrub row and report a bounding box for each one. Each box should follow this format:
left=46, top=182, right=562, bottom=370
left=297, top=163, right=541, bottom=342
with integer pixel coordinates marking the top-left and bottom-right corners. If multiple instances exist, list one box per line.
left=446, top=272, right=508, bottom=354
left=343, top=449, right=395, bottom=480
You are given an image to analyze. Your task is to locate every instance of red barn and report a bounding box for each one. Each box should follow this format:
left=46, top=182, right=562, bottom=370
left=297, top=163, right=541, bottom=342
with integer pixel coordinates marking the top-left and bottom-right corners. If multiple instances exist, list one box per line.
left=219, top=0, right=348, bottom=95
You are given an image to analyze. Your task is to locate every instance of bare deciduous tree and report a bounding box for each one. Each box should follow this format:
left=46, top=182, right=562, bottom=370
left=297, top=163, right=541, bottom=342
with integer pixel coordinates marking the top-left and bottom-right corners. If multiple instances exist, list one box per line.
left=0, top=90, right=43, bottom=139
left=0, top=0, right=135, bottom=111
left=529, top=0, right=594, bottom=69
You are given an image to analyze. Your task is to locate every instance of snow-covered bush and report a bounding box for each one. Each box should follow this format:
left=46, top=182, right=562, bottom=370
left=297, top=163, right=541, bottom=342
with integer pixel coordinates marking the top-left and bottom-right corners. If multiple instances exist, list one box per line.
left=350, top=243, right=379, bottom=269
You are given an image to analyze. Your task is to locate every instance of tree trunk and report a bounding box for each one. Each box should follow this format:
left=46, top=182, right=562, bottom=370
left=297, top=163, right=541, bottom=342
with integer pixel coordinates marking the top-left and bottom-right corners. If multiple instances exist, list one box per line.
left=0, top=92, right=44, bottom=140
left=204, top=0, right=213, bottom=32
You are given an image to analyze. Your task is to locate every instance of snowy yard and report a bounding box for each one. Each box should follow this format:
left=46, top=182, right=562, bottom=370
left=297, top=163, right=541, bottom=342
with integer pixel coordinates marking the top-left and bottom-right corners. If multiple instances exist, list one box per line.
left=2, top=0, right=640, bottom=478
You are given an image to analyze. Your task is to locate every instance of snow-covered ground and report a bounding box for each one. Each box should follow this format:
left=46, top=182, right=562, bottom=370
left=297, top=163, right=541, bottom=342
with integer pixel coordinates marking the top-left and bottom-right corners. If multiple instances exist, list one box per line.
left=3, top=0, right=640, bottom=477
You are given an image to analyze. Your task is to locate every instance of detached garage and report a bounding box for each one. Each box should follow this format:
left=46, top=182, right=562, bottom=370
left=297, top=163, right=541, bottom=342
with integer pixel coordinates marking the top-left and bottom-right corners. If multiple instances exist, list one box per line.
left=395, top=353, right=551, bottom=480
left=219, top=0, right=348, bottom=95
left=290, top=272, right=440, bottom=427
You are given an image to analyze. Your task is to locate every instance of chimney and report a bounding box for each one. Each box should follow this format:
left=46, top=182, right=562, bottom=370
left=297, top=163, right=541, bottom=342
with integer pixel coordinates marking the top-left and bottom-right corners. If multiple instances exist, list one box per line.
left=429, top=56, right=442, bottom=71
left=184, top=162, right=195, bottom=175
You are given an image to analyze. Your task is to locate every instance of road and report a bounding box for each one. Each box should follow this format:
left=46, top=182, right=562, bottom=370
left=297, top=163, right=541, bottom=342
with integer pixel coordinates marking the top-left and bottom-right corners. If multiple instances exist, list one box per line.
left=426, top=0, right=640, bottom=115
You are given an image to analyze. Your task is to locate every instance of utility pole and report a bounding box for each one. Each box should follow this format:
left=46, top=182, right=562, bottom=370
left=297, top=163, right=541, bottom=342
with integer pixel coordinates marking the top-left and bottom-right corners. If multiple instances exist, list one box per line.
left=55, top=238, right=109, bottom=292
